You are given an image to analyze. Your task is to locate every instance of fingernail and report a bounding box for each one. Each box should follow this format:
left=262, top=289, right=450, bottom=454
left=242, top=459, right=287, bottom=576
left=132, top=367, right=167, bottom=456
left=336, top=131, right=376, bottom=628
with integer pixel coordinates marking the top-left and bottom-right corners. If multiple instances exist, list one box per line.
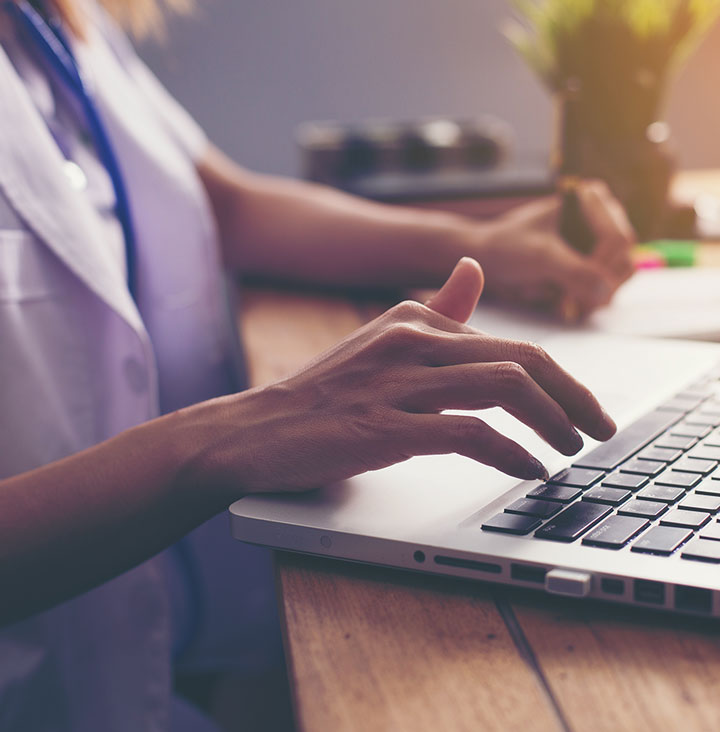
left=598, top=407, right=617, bottom=439
left=568, top=428, right=584, bottom=453
left=527, top=458, right=549, bottom=482
left=559, top=299, right=579, bottom=324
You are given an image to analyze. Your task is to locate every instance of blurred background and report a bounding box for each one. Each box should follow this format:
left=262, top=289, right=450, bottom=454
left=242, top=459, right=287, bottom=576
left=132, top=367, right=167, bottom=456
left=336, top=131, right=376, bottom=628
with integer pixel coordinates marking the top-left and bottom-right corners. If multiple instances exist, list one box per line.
left=138, top=0, right=720, bottom=178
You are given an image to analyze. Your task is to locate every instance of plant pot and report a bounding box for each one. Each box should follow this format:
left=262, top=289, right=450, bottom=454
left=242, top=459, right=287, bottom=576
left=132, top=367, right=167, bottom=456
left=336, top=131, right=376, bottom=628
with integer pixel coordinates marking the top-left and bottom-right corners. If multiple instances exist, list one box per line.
left=554, top=89, right=677, bottom=242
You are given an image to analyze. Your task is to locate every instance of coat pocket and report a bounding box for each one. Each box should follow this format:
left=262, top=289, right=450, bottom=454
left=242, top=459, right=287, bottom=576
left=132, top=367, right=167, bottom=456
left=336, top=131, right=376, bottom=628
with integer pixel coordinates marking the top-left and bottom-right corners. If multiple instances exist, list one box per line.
left=0, top=230, right=63, bottom=302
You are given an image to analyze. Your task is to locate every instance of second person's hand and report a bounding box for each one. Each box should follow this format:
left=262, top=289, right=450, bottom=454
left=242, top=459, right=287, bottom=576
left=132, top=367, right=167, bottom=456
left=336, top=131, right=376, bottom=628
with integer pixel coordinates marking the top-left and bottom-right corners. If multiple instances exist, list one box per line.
left=472, top=180, right=636, bottom=319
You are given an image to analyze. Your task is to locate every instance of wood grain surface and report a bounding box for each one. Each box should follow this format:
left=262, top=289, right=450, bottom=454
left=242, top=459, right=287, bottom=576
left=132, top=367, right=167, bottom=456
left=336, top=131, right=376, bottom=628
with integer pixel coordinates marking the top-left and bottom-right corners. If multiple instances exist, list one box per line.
left=511, top=592, right=720, bottom=732
left=279, top=554, right=562, bottom=732
left=238, top=194, right=720, bottom=731
left=240, top=286, right=566, bottom=732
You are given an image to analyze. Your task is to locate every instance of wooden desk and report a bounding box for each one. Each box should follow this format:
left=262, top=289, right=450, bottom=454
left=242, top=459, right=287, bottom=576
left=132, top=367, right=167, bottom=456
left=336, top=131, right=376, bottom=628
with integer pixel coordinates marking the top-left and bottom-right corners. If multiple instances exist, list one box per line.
left=240, top=250, right=720, bottom=732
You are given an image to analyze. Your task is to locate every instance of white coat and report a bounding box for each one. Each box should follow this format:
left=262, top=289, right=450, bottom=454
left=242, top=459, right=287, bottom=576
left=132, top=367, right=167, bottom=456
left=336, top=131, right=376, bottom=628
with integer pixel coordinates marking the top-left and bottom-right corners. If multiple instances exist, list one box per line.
left=0, top=5, right=276, bottom=731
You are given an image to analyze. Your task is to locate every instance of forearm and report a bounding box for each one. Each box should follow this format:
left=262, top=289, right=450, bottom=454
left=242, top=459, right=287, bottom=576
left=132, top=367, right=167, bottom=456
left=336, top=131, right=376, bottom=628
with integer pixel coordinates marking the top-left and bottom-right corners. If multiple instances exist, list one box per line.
left=198, top=145, right=482, bottom=288
left=0, top=400, right=234, bottom=627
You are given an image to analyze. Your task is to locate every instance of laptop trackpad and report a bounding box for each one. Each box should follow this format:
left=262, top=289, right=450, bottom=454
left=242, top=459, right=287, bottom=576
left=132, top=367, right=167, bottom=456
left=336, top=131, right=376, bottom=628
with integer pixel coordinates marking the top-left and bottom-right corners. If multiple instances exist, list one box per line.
left=232, top=334, right=720, bottom=541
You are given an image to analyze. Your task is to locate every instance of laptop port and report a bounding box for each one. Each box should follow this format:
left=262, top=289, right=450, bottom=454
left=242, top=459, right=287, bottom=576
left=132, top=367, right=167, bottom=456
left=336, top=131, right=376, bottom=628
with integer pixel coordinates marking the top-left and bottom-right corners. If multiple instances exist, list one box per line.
left=413, top=550, right=426, bottom=563
left=510, top=564, right=547, bottom=584
left=433, top=555, right=502, bottom=574
left=601, top=578, right=624, bottom=596
left=634, top=579, right=665, bottom=605
left=675, top=585, right=713, bottom=615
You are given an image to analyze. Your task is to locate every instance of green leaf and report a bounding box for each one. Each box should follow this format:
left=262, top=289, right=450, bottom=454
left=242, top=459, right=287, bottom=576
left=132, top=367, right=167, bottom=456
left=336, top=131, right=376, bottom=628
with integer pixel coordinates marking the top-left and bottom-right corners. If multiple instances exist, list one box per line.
left=506, top=0, right=720, bottom=89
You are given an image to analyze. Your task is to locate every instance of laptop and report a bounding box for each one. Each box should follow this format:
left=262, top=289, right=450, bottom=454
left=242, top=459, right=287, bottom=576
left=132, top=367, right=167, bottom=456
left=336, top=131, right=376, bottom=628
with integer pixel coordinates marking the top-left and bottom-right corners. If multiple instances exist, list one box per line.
left=229, top=317, right=720, bottom=618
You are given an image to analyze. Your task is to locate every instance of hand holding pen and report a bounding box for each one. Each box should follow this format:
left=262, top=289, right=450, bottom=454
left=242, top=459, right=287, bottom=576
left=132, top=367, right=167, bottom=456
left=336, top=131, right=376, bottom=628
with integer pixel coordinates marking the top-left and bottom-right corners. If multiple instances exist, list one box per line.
left=477, top=180, right=636, bottom=318
left=557, top=179, right=637, bottom=321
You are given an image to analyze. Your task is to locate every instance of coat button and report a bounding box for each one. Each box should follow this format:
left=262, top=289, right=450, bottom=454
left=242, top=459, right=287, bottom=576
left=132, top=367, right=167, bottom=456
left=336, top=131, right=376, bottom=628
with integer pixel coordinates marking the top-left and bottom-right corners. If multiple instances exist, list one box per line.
left=123, top=357, right=148, bottom=394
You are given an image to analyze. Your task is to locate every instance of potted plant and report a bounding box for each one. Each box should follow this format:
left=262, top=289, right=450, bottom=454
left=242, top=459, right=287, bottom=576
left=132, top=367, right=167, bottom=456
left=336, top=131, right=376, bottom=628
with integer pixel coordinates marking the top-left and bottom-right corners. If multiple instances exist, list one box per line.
left=506, top=0, right=720, bottom=240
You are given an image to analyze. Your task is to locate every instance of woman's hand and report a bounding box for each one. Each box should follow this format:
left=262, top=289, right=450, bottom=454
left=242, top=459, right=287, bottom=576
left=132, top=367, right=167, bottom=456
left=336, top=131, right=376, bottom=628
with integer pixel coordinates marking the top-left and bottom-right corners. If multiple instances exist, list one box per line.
left=476, top=181, right=636, bottom=318
left=0, top=257, right=617, bottom=623
left=192, top=258, right=617, bottom=499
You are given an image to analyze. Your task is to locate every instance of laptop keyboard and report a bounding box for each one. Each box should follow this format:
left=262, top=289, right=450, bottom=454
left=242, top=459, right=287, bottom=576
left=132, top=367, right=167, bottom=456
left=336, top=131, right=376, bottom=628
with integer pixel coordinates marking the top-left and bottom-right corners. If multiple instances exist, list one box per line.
left=481, top=368, right=720, bottom=562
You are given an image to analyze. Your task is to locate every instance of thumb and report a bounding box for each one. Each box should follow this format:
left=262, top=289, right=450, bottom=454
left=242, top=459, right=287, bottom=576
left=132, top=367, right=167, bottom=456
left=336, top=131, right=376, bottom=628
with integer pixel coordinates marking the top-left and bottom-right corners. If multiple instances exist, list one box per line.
left=425, top=257, right=484, bottom=323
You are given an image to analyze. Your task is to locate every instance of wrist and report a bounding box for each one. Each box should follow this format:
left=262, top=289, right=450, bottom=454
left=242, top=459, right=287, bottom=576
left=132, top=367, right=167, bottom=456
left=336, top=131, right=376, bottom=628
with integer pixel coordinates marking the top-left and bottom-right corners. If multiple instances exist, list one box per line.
left=437, top=214, right=502, bottom=279
left=410, top=210, right=493, bottom=286
left=460, top=215, right=515, bottom=285
left=162, top=394, right=250, bottom=511
left=167, top=382, right=298, bottom=508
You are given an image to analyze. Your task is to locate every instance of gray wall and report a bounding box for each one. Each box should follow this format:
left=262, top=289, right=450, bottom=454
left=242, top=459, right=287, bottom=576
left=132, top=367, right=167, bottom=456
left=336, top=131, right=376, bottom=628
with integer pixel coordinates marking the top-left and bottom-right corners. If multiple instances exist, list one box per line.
left=140, top=0, right=720, bottom=177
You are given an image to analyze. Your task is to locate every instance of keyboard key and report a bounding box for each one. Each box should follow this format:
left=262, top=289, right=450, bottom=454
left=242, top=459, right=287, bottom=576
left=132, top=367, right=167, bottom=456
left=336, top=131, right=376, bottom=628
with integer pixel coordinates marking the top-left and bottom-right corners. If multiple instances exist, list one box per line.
left=699, top=523, right=720, bottom=541
left=632, top=526, right=693, bottom=555
left=676, top=388, right=713, bottom=401
left=620, top=459, right=665, bottom=476
left=658, top=397, right=703, bottom=414
left=526, top=484, right=582, bottom=504
left=670, top=423, right=712, bottom=439
left=681, top=538, right=720, bottom=563
left=637, top=446, right=683, bottom=463
left=637, top=485, right=684, bottom=504
left=547, top=467, right=604, bottom=488
left=482, top=513, right=541, bottom=535
left=602, top=472, right=648, bottom=491
left=685, top=377, right=718, bottom=390
left=703, top=428, right=720, bottom=447
left=678, top=494, right=720, bottom=514
left=696, top=480, right=720, bottom=497
left=582, top=516, right=649, bottom=549
left=573, top=410, right=680, bottom=471
left=660, top=509, right=711, bottom=530
left=688, top=445, right=720, bottom=462
left=618, top=499, right=667, bottom=519
left=653, top=435, right=698, bottom=451
left=686, top=413, right=720, bottom=427
left=672, top=458, right=718, bottom=475
left=505, top=498, right=561, bottom=519
left=654, top=471, right=701, bottom=489
left=583, top=486, right=632, bottom=506
left=534, top=502, right=611, bottom=542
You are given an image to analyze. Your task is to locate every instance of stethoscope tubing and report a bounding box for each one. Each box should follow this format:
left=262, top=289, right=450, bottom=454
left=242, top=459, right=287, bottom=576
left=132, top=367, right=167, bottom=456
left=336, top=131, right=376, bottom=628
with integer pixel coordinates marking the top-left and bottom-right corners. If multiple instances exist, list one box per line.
left=5, top=0, right=138, bottom=298
left=2, top=2, right=207, bottom=659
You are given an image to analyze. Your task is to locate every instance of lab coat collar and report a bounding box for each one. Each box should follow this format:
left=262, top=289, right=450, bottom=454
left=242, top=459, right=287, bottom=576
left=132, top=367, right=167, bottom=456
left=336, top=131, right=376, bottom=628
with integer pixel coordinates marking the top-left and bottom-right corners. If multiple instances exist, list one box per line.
left=0, top=43, right=145, bottom=334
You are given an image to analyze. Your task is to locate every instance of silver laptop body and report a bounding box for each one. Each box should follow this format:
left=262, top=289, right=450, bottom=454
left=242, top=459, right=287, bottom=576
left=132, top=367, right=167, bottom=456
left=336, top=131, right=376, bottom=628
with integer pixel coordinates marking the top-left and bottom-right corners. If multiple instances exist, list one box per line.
left=230, top=322, right=720, bottom=618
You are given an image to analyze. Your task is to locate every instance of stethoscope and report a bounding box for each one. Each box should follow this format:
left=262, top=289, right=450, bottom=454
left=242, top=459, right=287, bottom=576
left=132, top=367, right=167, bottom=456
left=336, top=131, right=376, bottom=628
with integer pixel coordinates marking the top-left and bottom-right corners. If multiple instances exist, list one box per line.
left=4, top=0, right=138, bottom=298
left=3, top=0, right=209, bottom=658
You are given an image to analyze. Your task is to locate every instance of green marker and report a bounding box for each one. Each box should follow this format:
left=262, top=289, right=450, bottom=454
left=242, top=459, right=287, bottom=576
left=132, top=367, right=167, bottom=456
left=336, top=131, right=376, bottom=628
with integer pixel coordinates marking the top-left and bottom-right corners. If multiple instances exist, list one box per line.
left=645, top=240, right=698, bottom=268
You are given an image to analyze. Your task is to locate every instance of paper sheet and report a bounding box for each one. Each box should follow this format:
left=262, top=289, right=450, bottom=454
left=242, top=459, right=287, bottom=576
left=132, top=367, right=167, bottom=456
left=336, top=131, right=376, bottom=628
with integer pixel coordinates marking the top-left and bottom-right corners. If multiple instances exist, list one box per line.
left=589, top=268, right=720, bottom=340
left=471, top=268, right=720, bottom=343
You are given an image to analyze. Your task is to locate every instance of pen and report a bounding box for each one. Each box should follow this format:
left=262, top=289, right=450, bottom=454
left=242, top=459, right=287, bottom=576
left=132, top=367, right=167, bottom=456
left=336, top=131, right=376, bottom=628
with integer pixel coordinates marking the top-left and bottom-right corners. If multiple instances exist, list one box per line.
left=559, top=177, right=597, bottom=256
left=557, top=177, right=597, bottom=322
